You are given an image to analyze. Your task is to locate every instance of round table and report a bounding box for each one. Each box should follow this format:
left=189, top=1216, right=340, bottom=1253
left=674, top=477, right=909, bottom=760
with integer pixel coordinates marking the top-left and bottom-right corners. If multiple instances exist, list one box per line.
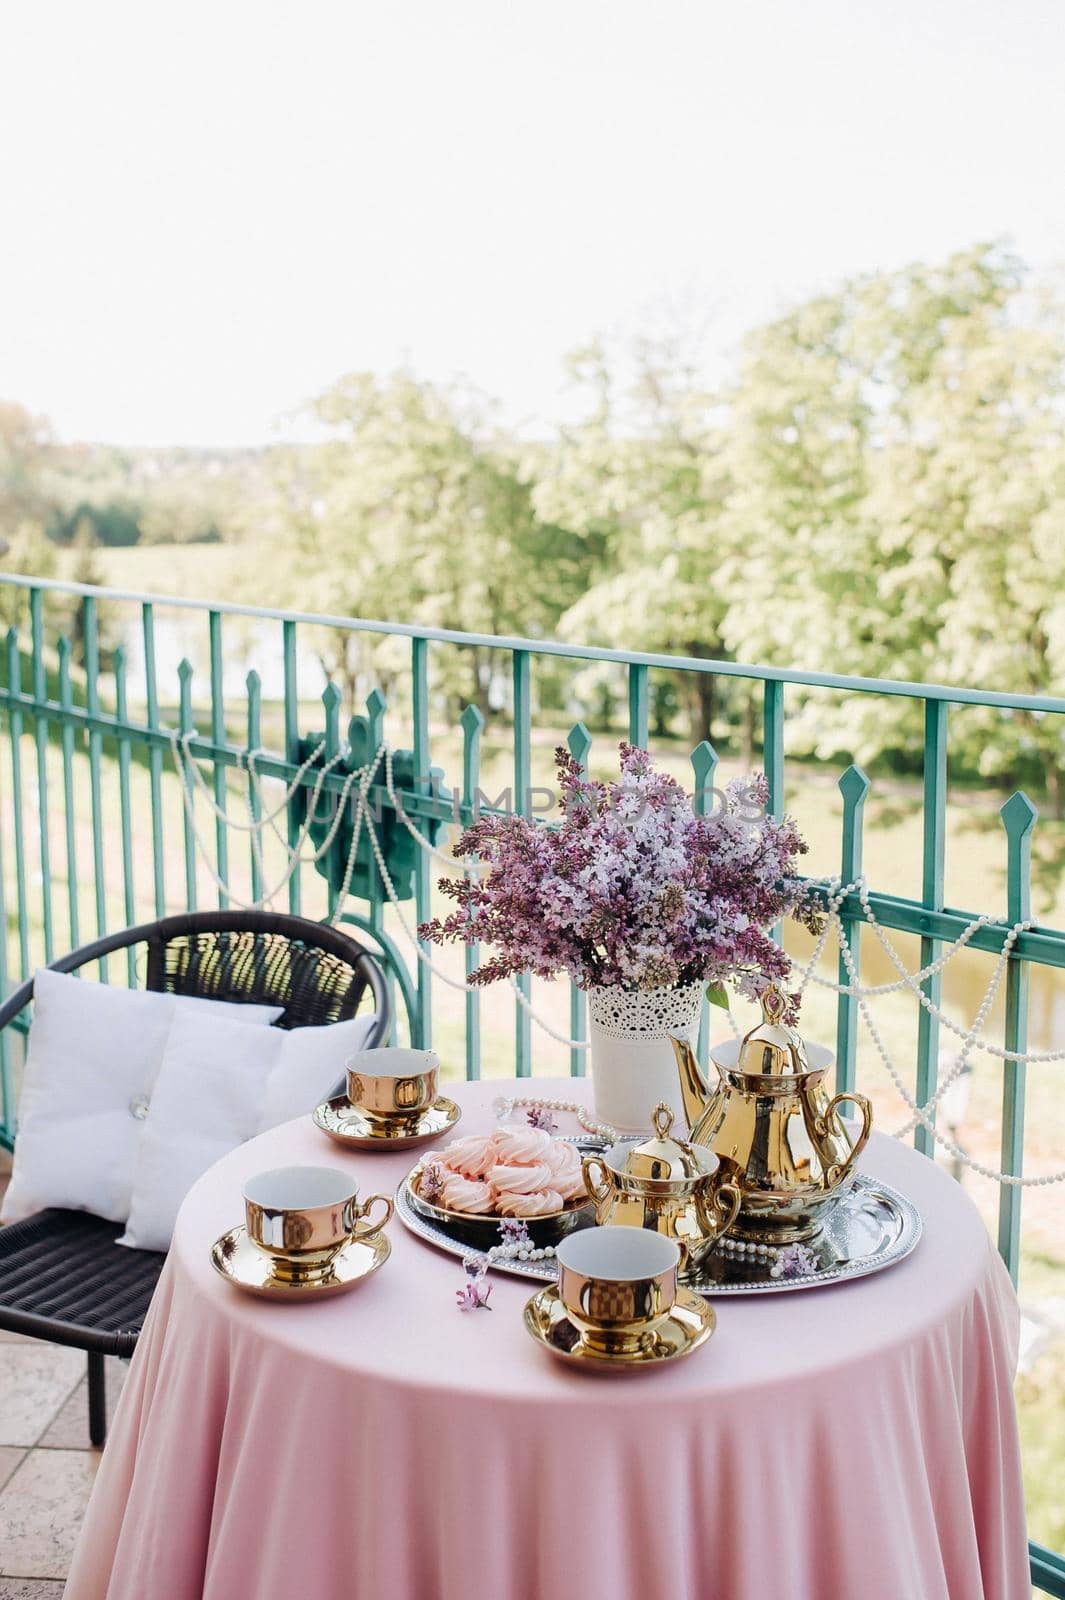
left=66, top=1078, right=1030, bottom=1600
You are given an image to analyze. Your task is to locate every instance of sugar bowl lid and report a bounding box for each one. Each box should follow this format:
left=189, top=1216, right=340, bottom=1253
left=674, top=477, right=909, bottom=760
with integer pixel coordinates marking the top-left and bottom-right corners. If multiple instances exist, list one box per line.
left=736, top=984, right=810, bottom=1077
left=607, top=1102, right=714, bottom=1183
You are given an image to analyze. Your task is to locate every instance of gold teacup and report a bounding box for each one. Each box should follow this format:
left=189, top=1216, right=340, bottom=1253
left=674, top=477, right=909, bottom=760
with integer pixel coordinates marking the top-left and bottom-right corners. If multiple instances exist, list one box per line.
left=243, top=1166, right=393, bottom=1281
left=345, top=1048, right=440, bottom=1124
left=555, top=1227, right=680, bottom=1352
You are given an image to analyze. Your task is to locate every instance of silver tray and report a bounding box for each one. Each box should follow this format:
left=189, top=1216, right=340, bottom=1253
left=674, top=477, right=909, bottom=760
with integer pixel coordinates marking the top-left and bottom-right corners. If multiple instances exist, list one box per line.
left=395, top=1171, right=921, bottom=1293
left=684, top=1175, right=922, bottom=1294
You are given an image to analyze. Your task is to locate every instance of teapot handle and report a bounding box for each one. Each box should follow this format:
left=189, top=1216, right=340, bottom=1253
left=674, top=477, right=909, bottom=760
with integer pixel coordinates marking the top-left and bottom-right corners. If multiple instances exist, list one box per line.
left=581, top=1155, right=613, bottom=1223
left=817, top=1091, right=873, bottom=1186
left=694, top=1176, right=742, bottom=1242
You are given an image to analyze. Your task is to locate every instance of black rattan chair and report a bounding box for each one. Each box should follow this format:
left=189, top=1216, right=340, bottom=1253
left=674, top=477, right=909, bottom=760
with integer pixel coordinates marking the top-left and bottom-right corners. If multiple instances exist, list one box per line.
left=0, top=910, right=390, bottom=1444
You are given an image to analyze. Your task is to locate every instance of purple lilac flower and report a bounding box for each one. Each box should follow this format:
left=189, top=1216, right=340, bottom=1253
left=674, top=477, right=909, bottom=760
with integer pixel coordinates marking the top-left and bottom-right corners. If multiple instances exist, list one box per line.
left=419, top=1160, right=446, bottom=1201
left=499, top=1217, right=531, bottom=1246
left=526, top=1105, right=558, bottom=1134
left=456, top=1277, right=492, bottom=1312
left=778, top=1243, right=818, bottom=1279
left=420, top=745, right=821, bottom=1021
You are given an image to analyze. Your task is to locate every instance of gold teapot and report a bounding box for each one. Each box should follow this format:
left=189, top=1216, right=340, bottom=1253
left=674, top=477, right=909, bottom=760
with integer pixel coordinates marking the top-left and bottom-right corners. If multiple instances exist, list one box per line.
left=670, top=985, right=872, bottom=1243
left=581, top=1103, right=741, bottom=1276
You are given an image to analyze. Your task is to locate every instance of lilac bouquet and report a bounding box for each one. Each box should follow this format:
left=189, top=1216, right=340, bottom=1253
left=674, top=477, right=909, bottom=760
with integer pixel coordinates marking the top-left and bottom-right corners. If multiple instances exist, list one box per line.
left=420, top=744, right=820, bottom=1018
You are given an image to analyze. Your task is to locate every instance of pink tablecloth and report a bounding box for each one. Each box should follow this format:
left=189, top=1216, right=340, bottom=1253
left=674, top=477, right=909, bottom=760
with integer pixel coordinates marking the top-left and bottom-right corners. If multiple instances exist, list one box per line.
left=66, top=1078, right=1029, bottom=1600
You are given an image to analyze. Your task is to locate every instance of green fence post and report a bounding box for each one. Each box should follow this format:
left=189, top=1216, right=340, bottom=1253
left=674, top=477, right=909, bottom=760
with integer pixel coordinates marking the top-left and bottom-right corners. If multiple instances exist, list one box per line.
left=246, top=671, right=263, bottom=905
left=361, top=687, right=398, bottom=1042
left=461, top=703, right=484, bottom=1080
left=628, top=664, right=649, bottom=747
left=82, top=599, right=108, bottom=979
left=762, top=680, right=785, bottom=819
left=321, top=682, right=342, bottom=921
left=177, top=659, right=197, bottom=912
left=113, top=646, right=137, bottom=985
left=567, top=722, right=591, bottom=768
left=56, top=638, right=80, bottom=949
left=836, top=765, right=870, bottom=1096
left=411, top=638, right=432, bottom=1051
left=5, top=630, right=28, bottom=982
left=141, top=603, right=166, bottom=918
left=282, top=620, right=301, bottom=916
left=998, top=790, right=1036, bottom=1283
left=29, top=589, right=53, bottom=964
left=567, top=721, right=592, bottom=1076
left=915, top=700, right=948, bottom=1156
left=764, top=679, right=786, bottom=952
left=364, top=685, right=387, bottom=939
left=365, top=686, right=386, bottom=757
left=692, top=739, right=719, bottom=1068
left=691, top=740, right=718, bottom=819
left=208, top=611, right=229, bottom=909
left=513, top=649, right=532, bottom=1076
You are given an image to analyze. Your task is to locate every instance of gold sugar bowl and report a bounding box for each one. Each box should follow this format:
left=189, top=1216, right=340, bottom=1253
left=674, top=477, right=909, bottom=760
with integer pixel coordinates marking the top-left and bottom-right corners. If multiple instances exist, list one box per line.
left=671, top=984, right=873, bottom=1244
left=581, top=1103, right=741, bottom=1278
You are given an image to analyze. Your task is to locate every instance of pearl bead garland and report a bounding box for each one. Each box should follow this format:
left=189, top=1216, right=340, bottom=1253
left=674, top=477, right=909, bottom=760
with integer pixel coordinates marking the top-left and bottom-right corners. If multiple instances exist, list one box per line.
left=492, top=1094, right=618, bottom=1143
left=805, top=874, right=1065, bottom=1063
left=825, top=883, right=1065, bottom=1187
left=713, top=1234, right=820, bottom=1281
left=477, top=1242, right=557, bottom=1268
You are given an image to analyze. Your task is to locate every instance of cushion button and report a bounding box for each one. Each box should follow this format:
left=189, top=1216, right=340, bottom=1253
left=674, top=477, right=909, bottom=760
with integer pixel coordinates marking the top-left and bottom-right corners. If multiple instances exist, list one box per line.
left=129, top=1095, right=150, bottom=1121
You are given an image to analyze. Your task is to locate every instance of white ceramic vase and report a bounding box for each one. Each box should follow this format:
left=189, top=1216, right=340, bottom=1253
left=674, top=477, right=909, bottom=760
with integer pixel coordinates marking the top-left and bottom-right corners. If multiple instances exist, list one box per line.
left=585, top=982, right=705, bottom=1133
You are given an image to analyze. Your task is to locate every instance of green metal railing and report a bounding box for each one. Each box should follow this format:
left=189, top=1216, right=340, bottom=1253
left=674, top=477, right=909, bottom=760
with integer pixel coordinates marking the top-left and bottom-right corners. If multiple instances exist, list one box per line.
left=0, top=573, right=1062, bottom=1592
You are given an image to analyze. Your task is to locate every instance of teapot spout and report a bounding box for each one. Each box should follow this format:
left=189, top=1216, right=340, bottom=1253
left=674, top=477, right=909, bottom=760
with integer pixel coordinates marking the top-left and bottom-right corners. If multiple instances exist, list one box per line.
left=668, top=1032, right=712, bottom=1133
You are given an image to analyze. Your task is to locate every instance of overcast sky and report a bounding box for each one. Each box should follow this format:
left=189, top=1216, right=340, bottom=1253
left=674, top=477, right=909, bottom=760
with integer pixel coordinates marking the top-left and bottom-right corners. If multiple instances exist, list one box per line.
left=2, top=0, right=1063, bottom=447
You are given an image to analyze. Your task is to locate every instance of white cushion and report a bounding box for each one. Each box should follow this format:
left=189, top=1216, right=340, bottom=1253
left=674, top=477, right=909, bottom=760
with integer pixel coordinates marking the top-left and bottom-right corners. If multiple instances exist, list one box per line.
left=255, top=1010, right=377, bottom=1133
left=118, top=1009, right=377, bottom=1251
left=0, top=969, right=284, bottom=1227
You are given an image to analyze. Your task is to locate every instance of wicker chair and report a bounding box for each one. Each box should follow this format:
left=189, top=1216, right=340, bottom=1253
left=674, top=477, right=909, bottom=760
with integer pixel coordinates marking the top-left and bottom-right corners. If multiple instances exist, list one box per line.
left=0, top=910, right=390, bottom=1444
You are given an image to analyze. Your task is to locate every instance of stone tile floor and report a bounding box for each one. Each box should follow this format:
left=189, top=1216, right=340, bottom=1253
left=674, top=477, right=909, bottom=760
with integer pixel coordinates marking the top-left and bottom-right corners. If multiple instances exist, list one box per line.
left=0, top=1156, right=128, bottom=1595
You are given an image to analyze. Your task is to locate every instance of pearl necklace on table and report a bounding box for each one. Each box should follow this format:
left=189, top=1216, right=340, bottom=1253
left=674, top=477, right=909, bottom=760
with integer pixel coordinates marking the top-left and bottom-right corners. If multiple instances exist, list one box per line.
left=492, top=1094, right=618, bottom=1143
left=714, top=1234, right=819, bottom=1281
left=467, top=1241, right=557, bottom=1272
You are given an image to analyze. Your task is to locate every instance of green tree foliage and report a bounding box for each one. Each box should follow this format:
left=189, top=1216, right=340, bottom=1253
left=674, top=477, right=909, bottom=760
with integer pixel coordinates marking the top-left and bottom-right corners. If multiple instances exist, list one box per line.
left=0, top=402, right=58, bottom=626
left=529, top=336, right=731, bottom=742
left=275, top=371, right=590, bottom=713
left=538, top=244, right=1065, bottom=800
left=49, top=498, right=142, bottom=547
left=41, top=443, right=272, bottom=549
left=713, top=244, right=1065, bottom=803
left=0, top=401, right=53, bottom=541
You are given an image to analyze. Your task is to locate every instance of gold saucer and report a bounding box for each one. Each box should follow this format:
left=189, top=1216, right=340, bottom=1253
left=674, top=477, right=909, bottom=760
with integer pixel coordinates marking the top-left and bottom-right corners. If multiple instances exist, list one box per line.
left=210, top=1225, right=390, bottom=1300
left=522, top=1285, right=716, bottom=1371
left=312, top=1093, right=461, bottom=1150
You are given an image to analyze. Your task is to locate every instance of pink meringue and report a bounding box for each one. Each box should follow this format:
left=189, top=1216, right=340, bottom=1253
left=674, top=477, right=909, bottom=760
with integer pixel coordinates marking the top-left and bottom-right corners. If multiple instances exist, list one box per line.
left=541, top=1140, right=586, bottom=1201
left=492, top=1127, right=552, bottom=1164
left=495, top=1188, right=564, bottom=1217
left=486, top=1161, right=556, bottom=1195
left=438, top=1174, right=495, bottom=1214
left=437, top=1133, right=498, bottom=1179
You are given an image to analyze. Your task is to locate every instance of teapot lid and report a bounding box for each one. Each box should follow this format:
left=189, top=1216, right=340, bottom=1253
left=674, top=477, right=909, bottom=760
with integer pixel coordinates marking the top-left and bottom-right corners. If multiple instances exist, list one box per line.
left=736, top=985, right=810, bottom=1077
left=609, top=1103, right=713, bottom=1183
